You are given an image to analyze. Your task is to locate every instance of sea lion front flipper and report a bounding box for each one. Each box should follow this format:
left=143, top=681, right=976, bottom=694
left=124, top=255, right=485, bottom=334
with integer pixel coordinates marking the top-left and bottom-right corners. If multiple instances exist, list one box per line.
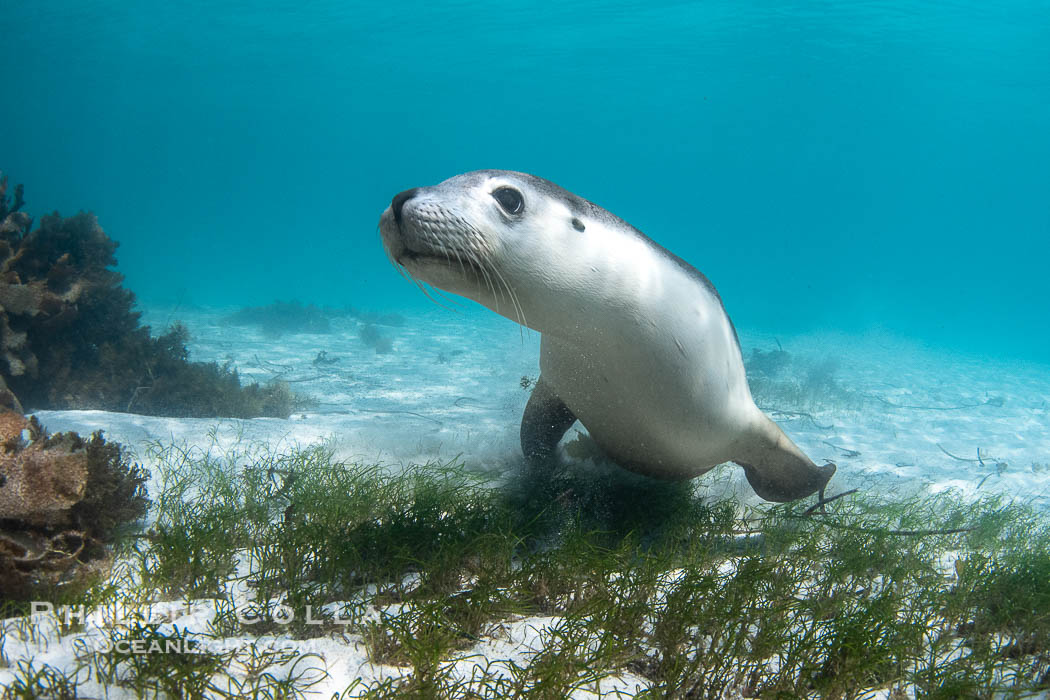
left=520, top=376, right=577, bottom=465
left=735, top=415, right=836, bottom=502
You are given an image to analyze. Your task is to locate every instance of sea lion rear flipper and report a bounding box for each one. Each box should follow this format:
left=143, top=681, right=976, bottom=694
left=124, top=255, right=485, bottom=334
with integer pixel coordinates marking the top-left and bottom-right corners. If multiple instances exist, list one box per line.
left=735, top=416, right=836, bottom=502
left=520, top=376, right=577, bottom=465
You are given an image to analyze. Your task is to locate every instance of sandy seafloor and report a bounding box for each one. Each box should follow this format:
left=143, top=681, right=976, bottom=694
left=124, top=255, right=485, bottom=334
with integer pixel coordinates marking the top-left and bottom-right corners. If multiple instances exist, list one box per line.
left=4, top=304, right=1050, bottom=697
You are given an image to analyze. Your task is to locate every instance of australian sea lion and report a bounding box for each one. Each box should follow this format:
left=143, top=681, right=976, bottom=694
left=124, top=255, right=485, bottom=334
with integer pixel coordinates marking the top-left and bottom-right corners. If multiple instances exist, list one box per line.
left=379, top=170, right=835, bottom=501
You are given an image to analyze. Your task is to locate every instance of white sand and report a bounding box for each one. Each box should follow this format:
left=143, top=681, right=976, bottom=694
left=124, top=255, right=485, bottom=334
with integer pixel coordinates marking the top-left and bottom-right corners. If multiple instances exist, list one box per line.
left=5, top=305, right=1049, bottom=695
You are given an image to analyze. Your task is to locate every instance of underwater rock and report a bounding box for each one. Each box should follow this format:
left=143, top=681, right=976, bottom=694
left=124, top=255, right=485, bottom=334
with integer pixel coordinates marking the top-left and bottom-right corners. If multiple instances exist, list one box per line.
left=225, top=300, right=331, bottom=337
left=745, top=345, right=857, bottom=413
left=0, top=411, right=149, bottom=599
left=359, top=322, right=394, bottom=354
left=745, top=347, right=792, bottom=378
left=0, top=174, right=297, bottom=418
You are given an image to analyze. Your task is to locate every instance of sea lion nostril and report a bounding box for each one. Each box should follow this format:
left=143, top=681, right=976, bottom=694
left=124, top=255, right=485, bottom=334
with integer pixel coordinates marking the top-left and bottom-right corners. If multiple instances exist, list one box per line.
left=380, top=169, right=829, bottom=503
left=391, top=188, right=420, bottom=227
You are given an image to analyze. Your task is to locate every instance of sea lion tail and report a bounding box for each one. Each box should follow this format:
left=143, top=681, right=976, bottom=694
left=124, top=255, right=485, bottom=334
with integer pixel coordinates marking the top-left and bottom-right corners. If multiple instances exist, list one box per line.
left=734, top=415, right=836, bottom=502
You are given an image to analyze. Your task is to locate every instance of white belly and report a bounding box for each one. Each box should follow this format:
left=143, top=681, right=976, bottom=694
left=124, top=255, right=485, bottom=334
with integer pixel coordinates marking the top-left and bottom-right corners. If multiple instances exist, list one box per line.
left=539, top=303, right=755, bottom=478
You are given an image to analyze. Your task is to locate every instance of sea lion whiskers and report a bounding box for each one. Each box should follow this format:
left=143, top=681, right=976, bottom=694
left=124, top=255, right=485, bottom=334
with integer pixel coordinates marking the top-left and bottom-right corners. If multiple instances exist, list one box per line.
left=379, top=170, right=835, bottom=502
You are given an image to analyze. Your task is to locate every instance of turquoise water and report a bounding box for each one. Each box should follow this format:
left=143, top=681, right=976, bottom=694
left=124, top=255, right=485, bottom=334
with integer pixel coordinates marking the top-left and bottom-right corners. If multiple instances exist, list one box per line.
left=3, top=1, right=1048, bottom=360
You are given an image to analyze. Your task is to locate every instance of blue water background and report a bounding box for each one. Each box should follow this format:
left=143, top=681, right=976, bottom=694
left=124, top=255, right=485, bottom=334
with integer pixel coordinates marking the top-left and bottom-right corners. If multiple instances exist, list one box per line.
left=3, top=1, right=1048, bottom=360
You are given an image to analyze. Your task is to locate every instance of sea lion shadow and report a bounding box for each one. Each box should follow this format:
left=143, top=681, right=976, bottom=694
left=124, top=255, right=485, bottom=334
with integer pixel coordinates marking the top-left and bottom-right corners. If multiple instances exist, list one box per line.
left=499, top=447, right=715, bottom=546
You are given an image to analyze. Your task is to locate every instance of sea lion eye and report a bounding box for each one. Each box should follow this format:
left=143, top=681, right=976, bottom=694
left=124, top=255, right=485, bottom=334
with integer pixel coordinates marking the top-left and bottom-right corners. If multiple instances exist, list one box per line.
left=492, top=187, right=524, bottom=215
